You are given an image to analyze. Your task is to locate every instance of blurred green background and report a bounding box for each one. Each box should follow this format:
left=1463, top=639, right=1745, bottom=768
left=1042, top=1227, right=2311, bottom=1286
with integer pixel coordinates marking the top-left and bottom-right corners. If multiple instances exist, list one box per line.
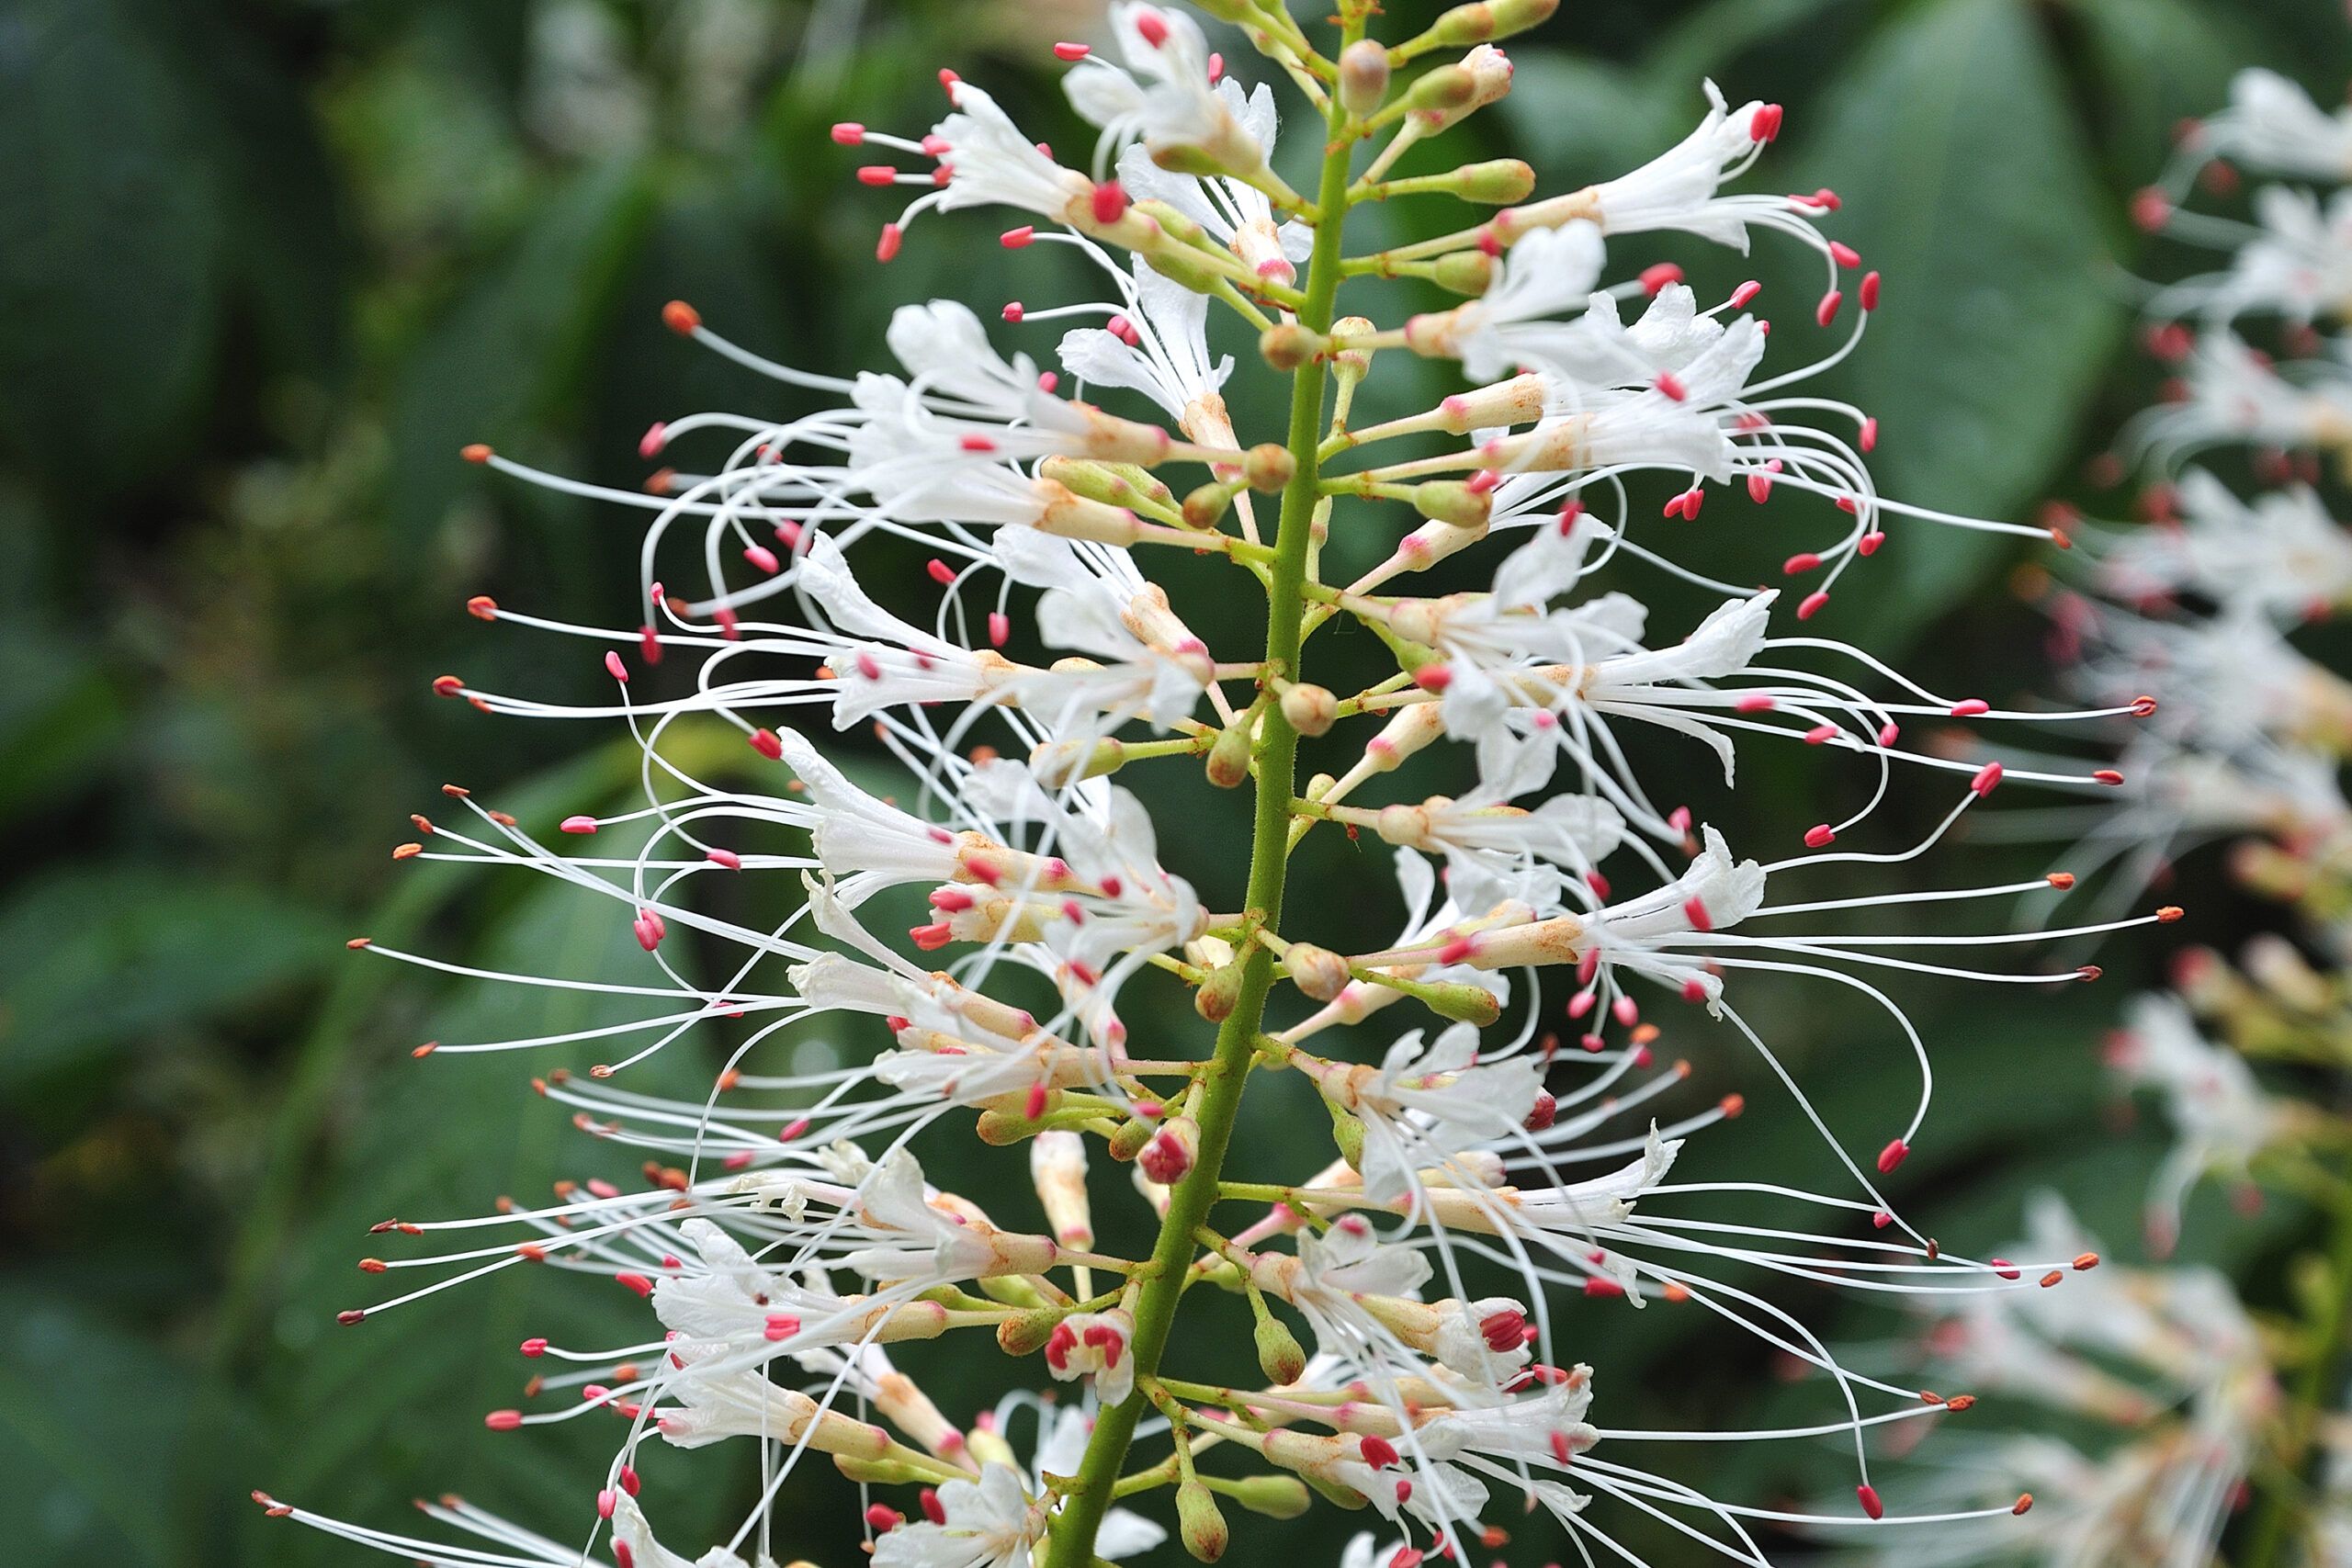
left=5, top=0, right=2347, bottom=1563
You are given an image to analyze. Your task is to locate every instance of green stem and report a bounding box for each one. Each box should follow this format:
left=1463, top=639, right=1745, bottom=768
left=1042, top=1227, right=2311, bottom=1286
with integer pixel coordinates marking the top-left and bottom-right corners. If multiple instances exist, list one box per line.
left=1041, top=73, right=1356, bottom=1568
left=2245, top=1185, right=2352, bottom=1568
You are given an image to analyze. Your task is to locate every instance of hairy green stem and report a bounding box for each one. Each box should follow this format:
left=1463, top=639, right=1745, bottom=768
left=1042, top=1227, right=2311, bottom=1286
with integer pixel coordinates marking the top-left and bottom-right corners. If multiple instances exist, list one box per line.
left=1041, top=81, right=1356, bottom=1568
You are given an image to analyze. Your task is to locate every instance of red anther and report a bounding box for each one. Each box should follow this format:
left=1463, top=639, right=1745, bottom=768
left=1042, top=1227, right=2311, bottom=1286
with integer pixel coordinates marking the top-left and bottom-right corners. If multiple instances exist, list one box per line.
left=2077, top=964, right=2104, bottom=982
left=1639, top=262, right=1683, bottom=296
left=989, top=611, right=1011, bottom=648
left=466, top=593, right=499, bottom=620
left=1001, top=226, right=1036, bottom=248
left=876, top=222, right=903, bottom=262
left=603, top=650, right=629, bottom=683
left=1804, top=824, right=1837, bottom=849
left=1731, top=279, right=1762, bottom=307
left=744, top=544, right=781, bottom=574
left=855, top=164, right=900, bottom=186
left=2073, top=1251, right=2099, bottom=1271
left=763, top=1314, right=800, bottom=1342
left=1857, top=1484, right=1883, bottom=1521
left=920, top=1487, right=947, bottom=1526
left=830, top=121, right=865, bottom=145
left=707, top=848, right=742, bottom=871
left=748, top=728, right=784, bottom=761
left=1053, top=40, right=1091, bottom=60
left=1655, top=370, right=1687, bottom=401
left=1828, top=241, right=1862, bottom=268
left=1797, top=590, right=1830, bottom=620
left=1859, top=414, right=1879, bottom=450
left=1681, top=977, right=1708, bottom=1004
left=1783, top=551, right=1823, bottom=574
left=484, top=1410, right=524, bottom=1431
left=1520, top=1088, right=1557, bottom=1132
left=1989, top=1258, right=2021, bottom=1280
left=358, top=1257, right=388, bottom=1274
left=1877, top=1138, right=1909, bottom=1174
left=779, top=1117, right=810, bottom=1142
left=2043, top=871, right=2075, bottom=890
left=1036, top=370, right=1058, bottom=393
left=2039, top=1269, right=2063, bottom=1288
left=2131, top=186, right=2172, bottom=231
left=432, top=674, right=464, bottom=698
left=1949, top=698, right=1990, bottom=717
left=2156, top=905, right=2184, bottom=922
left=1001, top=302, right=1025, bottom=323
left=520, top=1337, right=548, bottom=1357
left=1388, top=1551, right=1424, bottom=1568
left=1583, top=1276, right=1626, bottom=1298
left=1969, top=760, right=2003, bottom=796
left=1680, top=896, right=1713, bottom=932
left=1090, top=180, right=1129, bottom=224
left=2093, top=769, right=2124, bottom=786
left=1465, top=468, right=1501, bottom=495
left=458, top=442, right=496, bottom=468
left=1859, top=271, right=1882, bottom=310
left=1357, top=1432, right=1403, bottom=1469
left=1134, top=6, right=1170, bottom=45
left=614, top=1546, right=634, bottom=1568
left=618, top=1466, right=640, bottom=1497
left=864, top=1504, right=905, bottom=1532
left=1876, top=720, right=1900, bottom=747
left=959, top=434, right=997, bottom=453
left=2128, top=694, right=2158, bottom=716
left=1748, top=103, right=1783, bottom=142
left=1804, top=724, right=1838, bottom=744
left=910, top=921, right=954, bottom=952
left=1811, top=187, right=1842, bottom=209
left=1413, top=663, right=1453, bottom=692
left=1859, top=529, right=1885, bottom=555
left=1479, top=1307, right=1529, bottom=1352
left=560, top=815, right=598, bottom=835
left=1815, top=289, right=1843, bottom=327
left=1872, top=1210, right=1893, bottom=1229
left=598, top=1490, right=617, bottom=1519
left=662, top=299, right=702, bottom=335
left=1747, top=471, right=1773, bottom=504
left=2013, top=1493, right=2033, bottom=1516
left=615, top=1272, right=654, bottom=1298
left=1735, top=694, right=1774, bottom=713
left=1024, top=1079, right=1048, bottom=1120
left=922, top=557, right=959, bottom=587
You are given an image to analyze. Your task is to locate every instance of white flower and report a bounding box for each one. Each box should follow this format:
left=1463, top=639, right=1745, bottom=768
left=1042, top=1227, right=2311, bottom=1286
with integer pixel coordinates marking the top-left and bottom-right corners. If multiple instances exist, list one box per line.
left=1318, top=1021, right=1544, bottom=1201
left=2196, top=68, right=2352, bottom=182
left=1067, top=5, right=1271, bottom=185
left=1115, top=79, right=1310, bottom=285
left=1044, top=1307, right=1136, bottom=1404
left=875, top=1463, right=1045, bottom=1568
left=2154, top=186, right=2352, bottom=325
left=2089, top=468, right=2352, bottom=621
left=2109, top=994, right=2286, bottom=1244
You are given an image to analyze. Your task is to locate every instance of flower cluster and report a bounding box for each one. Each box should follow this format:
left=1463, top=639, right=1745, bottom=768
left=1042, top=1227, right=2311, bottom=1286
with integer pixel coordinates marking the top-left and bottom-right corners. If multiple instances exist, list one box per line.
left=261, top=5, right=2167, bottom=1565
left=1835, top=63, right=2352, bottom=1568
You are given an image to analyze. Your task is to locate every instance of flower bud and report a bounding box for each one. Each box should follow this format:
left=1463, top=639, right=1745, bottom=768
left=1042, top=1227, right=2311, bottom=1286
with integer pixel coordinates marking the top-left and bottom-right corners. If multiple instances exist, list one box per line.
left=1338, top=39, right=1390, bottom=116
left=832, top=1455, right=944, bottom=1486
left=1450, top=157, right=1535, bottom=205
left=1030, top=737, right=1128, bottom=787
left=1140, top=1117, right=1201, bottom=1184
left=1329, top=1104, right=1366, bottom=1169
left=1403, top=64, right=1479, bottom=118
left=1224, top=1473, right=1313, bottom=1520
left=1284, top=942, right=1351, bottom=1001
left=1108, top=1110, right=1159, bottom=1163
left=1423, top=979, right=1503, bottom=1026
left=1430, top=249, right=1497, bottom=297
left=996, top=1305, right=1069, bottom=1356
left=1205, top=715, right=1256, bottom=788
left=1279, top=682, right=1338, bottom=737
left=1426, top=0, right=1558, bottom=45
left=1243, top=443, right=1295, bottom=492
left=1182, top=481, right=1235, bottom=528
left=1258, top=322, right=1324, bottom=370
left=1195, top=960, right=1247, bottom=1022
left=1040, top=457, right=1177, bottom=514
left=1144, top=243, right=1227, bottom=295
left=1254, top=1313, right=1309, bottom=1385
left=1329, top=315, right=1377, bottom=391
left=1176, top=1477, right=1229, bottom=1562
left=1412, top=480, right=1493, bottom=529
left=1030, top=1130, right=1094, bottom=1252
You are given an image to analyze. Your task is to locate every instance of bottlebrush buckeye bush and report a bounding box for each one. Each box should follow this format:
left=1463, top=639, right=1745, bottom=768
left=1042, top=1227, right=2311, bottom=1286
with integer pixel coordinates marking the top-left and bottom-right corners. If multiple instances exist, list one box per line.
left=259, top=4, right=2171, bottom=1564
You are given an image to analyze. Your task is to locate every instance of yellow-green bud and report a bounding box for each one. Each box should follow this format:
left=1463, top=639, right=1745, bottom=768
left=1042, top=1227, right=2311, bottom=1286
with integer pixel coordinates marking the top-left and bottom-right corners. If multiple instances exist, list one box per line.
left=1404, top=64, right=1478, bottom=117
left=1427, top=0, right=1560, bottom=45
left=1254, top=1313, right=1309, bottom=1385
left=832, top=1455, right=942, bottom=1486
left=1422, top=979, right=1504, bottom=1026
left=1146, top=243, right=1227, bottom=294
left=1195, top=960, right=1247, bottom=1023
left=1041, top=457, right=1175, bottom=513
left=1183, top=481, right=1235, bottom=528
left=1030, top=737, right=1127, bottom=787
left=1222, top=1473, right=1314, bottom=1520
left=1206, top=716, right=1256, bottom=788
left=1243, top=443, right=1295, bottom=492
left=1452, top=158, right=1535, bottom=205
left=1108, top=1111, right=1159, bottom=1162
left=996, top=1305, right=1068, bottom=1357
left=1129, top=197, right=1207, bottom=249
left=1279, top=682, right=1338, bottom=737
left=1329, top=1102, right=1366, bottom=1169
left=1413, top=480, right=1493, bottom=528
left=1431, top=250, right=1497, bottom=297
left=1339, top=39, right=1390, bottom=116
left=1177, top=1478, right=1229, bottom=1562
left=1259, top=322, right=1323, bottom=371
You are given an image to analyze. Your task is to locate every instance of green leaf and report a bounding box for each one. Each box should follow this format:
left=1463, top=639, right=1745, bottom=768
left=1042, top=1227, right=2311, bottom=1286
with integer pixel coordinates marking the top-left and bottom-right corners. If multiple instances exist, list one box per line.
left=388, top=157, right=662, bottom=548
left=2070, top=0, right=2265, bottom=183
left=0, top=868, right=336, bottom=1095
left=0, top=1284, right=194, bottom=1566
left=0, top=0, right=226, bottom=496
left=1786, top=0, right=2122, bottom=647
